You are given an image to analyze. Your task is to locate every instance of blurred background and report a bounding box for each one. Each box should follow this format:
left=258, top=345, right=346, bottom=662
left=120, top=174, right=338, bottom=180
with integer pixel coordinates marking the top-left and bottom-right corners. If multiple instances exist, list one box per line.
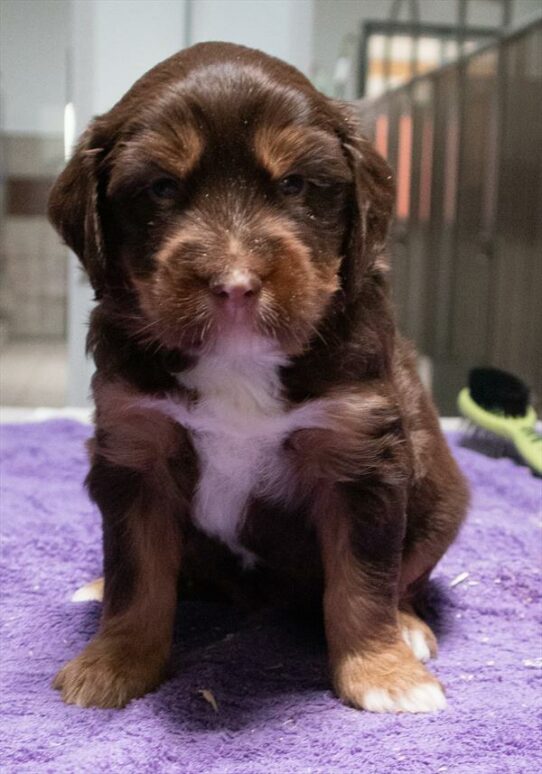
left=0, top=0, right=541, bottom=414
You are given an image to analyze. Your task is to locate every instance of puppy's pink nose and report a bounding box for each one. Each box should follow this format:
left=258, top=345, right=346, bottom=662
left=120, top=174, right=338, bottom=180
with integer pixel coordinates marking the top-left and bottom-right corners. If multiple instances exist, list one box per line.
left=210, top=273, right=262, bottom=304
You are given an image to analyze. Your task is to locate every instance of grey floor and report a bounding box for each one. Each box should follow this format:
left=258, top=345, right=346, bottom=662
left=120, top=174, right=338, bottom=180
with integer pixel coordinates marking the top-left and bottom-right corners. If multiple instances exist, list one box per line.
left=0, top=339, right=67, bottom=407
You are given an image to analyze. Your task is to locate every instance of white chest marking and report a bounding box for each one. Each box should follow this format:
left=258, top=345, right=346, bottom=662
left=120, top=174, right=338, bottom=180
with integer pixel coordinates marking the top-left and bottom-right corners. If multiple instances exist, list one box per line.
left=142, top=338, right=328, bottom=563
left=182, top=342, right=288, bottom=564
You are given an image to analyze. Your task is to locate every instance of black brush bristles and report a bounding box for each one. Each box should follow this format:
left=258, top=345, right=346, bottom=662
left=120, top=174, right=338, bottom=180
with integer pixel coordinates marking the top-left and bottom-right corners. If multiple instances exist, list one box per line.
left=468, top=368, right=530, bottom=418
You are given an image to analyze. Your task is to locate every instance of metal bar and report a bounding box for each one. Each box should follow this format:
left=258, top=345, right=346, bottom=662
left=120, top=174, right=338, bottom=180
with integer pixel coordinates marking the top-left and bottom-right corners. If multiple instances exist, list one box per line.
left=501, top=0, right=513, bottom=31
left=384, top=0, right=403, bottom=91
left=363, top=20, right=499, bottom=40
left=410, top=0, right=421, bottom=78
left=457, top=0, right=468, bottom=57
left=445, top=0, right=469, bottom=358
left=485, top=23, right=509, bottom=359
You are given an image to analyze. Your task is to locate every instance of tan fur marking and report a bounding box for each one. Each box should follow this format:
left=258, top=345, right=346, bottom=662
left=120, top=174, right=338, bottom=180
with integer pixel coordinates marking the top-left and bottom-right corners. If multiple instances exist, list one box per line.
left=108, top=123, right=204, bottom=194
left=253, top=125, right=350, bottom=181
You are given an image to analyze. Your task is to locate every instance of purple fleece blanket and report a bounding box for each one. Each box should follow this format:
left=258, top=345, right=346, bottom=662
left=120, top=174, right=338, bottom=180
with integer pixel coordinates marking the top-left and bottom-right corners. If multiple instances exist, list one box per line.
left=1, top=420, right=541, bottom=773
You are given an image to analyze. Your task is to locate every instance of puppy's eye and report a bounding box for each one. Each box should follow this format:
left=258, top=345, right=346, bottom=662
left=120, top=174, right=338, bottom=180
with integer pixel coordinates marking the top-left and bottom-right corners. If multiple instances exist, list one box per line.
left=278, top=174, right=305, bottom=196
left=149, top=177, right=180, bottom=201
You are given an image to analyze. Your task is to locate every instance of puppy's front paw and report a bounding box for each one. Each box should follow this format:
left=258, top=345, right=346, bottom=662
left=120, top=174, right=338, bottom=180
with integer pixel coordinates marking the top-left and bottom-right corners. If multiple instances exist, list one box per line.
left=334, top=641, right=446, bottom=714
left=53, top=637, right=165, bottom=708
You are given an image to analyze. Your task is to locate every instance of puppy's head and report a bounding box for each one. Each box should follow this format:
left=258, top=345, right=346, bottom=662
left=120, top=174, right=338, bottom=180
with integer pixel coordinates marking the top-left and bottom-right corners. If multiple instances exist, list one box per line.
left=49, top=42, right=394, bottom=356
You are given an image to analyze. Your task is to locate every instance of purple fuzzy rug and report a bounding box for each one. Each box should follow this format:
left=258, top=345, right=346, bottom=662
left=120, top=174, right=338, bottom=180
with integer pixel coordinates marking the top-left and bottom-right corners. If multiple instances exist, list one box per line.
left=1, top=419, right=541, bottom=773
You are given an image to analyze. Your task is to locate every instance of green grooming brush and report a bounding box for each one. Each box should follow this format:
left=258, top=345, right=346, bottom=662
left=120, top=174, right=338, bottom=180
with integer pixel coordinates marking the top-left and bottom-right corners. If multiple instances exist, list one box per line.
left=458, top=367, right=542, bottom=475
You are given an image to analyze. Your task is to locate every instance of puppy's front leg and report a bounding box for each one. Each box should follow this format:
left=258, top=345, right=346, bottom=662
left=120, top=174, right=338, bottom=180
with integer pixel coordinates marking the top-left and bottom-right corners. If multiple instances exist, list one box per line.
left=318, top=480, right=446, bottom=713
left=54, top=457, right=183, bottom=708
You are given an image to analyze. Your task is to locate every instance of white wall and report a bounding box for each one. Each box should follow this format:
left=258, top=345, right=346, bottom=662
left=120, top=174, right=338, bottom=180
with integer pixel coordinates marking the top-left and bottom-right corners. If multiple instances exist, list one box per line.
left=70, top=0, right=187, bottom=129
left=71, top=0, right=314, bottom=128
left=190, top=0, right=313, bottom=75
left=0, top=0, right=70, bottom=134
left=90, top=0, right=188, bottom=116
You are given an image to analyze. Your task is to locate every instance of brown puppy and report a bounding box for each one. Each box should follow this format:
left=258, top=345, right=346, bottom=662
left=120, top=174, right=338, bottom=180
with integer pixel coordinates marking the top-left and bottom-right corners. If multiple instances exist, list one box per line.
left=49, top=42, right=468, bottom=712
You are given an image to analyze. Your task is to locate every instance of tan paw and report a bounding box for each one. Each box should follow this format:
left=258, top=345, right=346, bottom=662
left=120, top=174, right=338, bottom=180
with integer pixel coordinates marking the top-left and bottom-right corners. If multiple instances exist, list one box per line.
left=398, top=609, right=438, bottom=663
left=53, top=638, right=165, bottom=708
left=334, top=640, right=446, bottom=714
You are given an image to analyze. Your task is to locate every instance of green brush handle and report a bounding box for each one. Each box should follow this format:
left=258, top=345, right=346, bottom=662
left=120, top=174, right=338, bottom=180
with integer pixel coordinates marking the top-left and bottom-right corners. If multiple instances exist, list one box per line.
left=458, top=388, right=542, bottom=475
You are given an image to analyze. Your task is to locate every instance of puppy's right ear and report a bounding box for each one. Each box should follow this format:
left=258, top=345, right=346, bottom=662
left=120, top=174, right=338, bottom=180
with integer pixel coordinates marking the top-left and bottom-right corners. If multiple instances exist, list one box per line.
left=48, top=123, right=107, bottom=297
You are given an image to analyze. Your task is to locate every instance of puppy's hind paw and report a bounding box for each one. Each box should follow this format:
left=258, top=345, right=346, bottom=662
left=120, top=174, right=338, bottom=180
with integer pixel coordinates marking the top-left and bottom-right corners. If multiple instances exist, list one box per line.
left=399, top=609, right=438, bottom=662
left=71, top=577, right=104, bottom=603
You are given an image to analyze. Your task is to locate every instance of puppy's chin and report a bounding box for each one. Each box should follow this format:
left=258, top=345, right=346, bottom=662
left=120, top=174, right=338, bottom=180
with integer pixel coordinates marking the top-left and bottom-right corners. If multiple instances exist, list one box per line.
left=185, top=296, right=331, bottom=359
left=196, top=305, right=288, bottom=359
left=213, top=298, right=260, bottom=332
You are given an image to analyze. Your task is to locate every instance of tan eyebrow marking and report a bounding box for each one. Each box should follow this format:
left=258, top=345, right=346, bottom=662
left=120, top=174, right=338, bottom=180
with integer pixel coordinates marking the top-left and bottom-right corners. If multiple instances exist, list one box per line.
left=253, top=125, right=351, bottom=182
left=139, top=124, right=204, bottom=178
left=108, top=123, right=205, bottom=193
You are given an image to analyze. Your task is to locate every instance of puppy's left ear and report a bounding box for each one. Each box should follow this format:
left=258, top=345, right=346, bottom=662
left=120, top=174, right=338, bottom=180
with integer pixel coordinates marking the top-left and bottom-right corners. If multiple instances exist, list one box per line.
left=333, top=103, right=395, bottom=299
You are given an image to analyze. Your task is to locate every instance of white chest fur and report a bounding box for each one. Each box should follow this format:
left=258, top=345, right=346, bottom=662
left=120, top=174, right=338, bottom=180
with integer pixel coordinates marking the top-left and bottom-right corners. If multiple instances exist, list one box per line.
left=180, top=342, right=289, bottom=563
left=145, top=338, right=327, bottom=563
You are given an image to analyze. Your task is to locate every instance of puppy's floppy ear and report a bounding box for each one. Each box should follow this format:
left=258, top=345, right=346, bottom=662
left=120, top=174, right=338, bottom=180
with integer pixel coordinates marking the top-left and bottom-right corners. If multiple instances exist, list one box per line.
left=334, top=104, right=395, bottom=299
left=48, top=122, right=108, bottom=298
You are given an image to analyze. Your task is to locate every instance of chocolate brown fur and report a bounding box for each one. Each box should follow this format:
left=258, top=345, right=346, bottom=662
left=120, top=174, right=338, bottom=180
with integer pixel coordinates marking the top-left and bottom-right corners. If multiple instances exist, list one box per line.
left=49, top=42, right=468, bottom=710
